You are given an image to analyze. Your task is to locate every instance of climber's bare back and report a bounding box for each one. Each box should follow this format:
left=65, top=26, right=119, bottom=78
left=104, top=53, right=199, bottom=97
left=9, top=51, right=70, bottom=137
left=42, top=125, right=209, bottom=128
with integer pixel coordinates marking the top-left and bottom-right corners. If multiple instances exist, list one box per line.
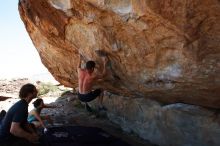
left=78, top=69, right=95, bottom=94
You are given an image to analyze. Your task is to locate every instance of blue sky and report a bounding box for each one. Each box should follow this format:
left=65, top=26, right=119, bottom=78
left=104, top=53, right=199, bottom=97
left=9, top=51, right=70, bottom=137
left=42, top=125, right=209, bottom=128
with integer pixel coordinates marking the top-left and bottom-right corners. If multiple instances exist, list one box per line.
left=0, top=1, right=50, bottom=79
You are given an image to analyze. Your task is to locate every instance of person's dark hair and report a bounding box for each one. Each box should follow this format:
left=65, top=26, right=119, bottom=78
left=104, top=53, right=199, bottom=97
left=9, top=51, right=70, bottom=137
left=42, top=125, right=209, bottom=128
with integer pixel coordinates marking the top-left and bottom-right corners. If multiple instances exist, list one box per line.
left=86, top=61, right=96, bottom=70
left=33, top=98, right=43, bottom=108
left=19, top=83, right=37, bottom=99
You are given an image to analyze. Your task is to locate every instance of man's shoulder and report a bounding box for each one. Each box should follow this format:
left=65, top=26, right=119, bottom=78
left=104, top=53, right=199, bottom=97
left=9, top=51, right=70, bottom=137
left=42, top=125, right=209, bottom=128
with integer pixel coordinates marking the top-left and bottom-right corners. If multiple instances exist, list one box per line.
left=16, top=100, right=27, bottom=106
left=78, top=68, right=85, bottom=72
left=10, top=100, right=27, bottom=111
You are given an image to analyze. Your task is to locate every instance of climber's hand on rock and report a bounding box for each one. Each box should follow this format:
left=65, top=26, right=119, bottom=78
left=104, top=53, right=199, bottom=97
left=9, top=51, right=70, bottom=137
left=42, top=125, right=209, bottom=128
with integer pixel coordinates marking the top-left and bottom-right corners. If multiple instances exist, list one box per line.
left=79, top=54, right=82, bottom=59
left=102, top=57, right=108, bottom=65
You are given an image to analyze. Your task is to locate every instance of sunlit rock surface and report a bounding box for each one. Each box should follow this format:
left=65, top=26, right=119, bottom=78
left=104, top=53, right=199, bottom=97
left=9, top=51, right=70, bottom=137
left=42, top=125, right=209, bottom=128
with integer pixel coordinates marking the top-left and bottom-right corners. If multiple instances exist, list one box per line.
left=19, top=0, right=220, bottom=108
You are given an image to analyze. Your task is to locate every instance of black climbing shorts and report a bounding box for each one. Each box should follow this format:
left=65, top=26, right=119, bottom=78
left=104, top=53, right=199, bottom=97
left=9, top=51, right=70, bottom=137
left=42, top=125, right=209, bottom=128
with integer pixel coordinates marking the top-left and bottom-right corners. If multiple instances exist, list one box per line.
left=78, top=89, right=102, bottom=102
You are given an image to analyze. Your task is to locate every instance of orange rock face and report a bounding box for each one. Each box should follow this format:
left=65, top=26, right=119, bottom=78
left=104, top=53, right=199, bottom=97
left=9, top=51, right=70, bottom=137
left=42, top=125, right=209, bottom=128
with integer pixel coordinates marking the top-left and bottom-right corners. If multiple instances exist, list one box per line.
left=19, top=0, right=220, bottom=108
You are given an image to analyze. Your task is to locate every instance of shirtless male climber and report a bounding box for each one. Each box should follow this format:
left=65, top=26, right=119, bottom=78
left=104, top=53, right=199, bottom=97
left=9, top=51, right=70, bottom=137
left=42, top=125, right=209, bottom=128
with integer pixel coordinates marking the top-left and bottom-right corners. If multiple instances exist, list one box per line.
left=77, top=53, right=108, bottom=112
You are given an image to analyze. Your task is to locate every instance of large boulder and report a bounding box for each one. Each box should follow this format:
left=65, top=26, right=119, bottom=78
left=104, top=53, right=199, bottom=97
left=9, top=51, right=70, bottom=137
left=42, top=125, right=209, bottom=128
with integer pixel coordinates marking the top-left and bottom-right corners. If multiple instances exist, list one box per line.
left=18, top=0, right=220, bottom=108
left=91, top=93, right=220, bottom=146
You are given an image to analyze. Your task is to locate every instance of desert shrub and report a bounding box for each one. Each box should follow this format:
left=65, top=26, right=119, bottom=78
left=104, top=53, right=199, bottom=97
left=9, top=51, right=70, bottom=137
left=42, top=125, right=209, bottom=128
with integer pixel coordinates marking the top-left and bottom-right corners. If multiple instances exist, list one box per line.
left=37, top=82, right=59, bottom=96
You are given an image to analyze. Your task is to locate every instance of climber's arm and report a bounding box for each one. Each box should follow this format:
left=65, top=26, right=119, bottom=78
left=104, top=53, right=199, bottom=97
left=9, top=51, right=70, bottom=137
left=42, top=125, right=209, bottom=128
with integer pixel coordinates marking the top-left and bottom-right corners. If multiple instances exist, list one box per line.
left=93, top=57, right=108, bottom=80
left=77, top=54, right=82, bottom=73
left=78, top=54, right=82, bottom=68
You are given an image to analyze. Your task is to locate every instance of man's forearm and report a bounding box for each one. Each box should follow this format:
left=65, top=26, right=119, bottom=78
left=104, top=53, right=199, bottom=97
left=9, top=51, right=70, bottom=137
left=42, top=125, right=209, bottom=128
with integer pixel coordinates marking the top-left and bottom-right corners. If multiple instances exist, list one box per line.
left=78, top=54, right=82, bottom=68
left=24, top=123, right=36, bottom=134
left=98, top=58, right=108, bottom=78
left=102, top=64, right=107, bottom=76
left=39, top=119, right=46, bottom=128
left=11, top=125, right=33, bottom=140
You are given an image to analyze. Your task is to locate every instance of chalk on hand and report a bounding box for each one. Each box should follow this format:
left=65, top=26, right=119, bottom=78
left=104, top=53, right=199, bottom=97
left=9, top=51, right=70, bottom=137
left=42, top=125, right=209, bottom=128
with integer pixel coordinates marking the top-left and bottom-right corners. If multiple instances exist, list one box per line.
left=44, top=128, right=48, bottom=133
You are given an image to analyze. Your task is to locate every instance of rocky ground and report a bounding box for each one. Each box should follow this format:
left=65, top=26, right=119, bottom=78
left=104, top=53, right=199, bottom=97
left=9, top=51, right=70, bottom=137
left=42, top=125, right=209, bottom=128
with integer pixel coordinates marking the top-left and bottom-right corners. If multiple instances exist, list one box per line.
left=0, top=78, right=62, bottom=111
left=0, top=78, right=155, bottom=146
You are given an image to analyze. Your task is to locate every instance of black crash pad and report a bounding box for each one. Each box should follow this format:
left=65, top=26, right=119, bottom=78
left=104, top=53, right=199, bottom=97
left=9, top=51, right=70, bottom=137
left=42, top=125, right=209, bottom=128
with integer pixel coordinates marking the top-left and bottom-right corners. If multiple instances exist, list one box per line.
left=40, top=126, right=131, bottom=146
